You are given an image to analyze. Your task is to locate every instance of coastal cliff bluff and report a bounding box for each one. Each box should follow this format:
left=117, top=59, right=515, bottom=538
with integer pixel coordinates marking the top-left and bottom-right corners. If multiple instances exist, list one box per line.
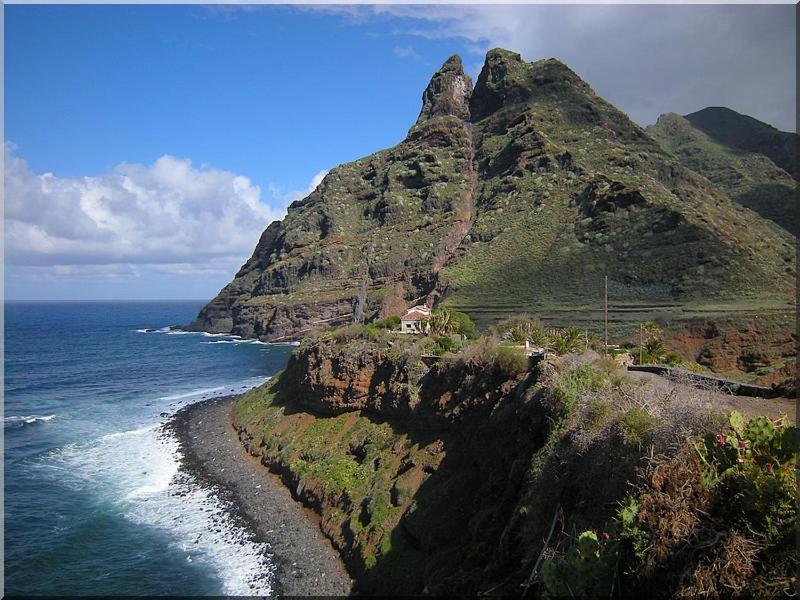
left=189, top=49, right=795, bottom=340
left=231, top=330, right=797, bottom=596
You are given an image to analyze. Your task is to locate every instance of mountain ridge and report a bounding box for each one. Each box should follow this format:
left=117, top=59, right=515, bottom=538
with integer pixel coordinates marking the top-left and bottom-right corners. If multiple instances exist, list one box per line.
left=189, top=50, right=795, bottom=340
left=647, top=111, right=797, bottom=236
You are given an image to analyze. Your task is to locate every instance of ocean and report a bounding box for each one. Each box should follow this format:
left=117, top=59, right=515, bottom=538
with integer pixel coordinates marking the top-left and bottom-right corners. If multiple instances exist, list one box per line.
left=4, top=301, right=294, bottom=596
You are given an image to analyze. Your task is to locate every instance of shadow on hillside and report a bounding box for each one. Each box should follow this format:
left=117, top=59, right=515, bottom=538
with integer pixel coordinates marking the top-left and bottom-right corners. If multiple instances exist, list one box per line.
left=262, top=362, right=650, bottom=595
left=735, top=184, right=798, bottom=237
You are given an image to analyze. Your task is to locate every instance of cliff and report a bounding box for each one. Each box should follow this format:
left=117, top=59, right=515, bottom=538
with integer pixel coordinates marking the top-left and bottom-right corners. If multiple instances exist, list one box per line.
left=189, top=50, right=795, bottom=340
left=231, top=330, right=797, bottom=596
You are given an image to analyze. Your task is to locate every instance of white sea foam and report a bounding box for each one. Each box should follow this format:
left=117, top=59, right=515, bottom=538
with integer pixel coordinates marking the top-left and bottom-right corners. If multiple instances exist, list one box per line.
left=5, top=414, right=56, bottom=427
left=99, top=423, right=160, bottom=441
left=47, top=403, right=275, bottom=595
left=201, top=339, right=268, bottom=346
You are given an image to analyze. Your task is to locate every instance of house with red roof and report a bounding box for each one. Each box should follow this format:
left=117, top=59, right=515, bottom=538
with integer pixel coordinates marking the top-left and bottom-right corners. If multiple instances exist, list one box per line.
left=400, top=304, right=431, bottom=334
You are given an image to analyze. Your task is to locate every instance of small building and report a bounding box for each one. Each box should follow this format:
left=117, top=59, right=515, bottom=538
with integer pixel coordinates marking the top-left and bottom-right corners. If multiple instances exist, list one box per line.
left=400, top=304, right=431, bottom=334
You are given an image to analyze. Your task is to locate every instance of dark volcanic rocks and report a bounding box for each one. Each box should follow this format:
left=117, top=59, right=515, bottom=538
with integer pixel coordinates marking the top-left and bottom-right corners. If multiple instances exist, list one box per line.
left=416, top=54, right=472, bottom=123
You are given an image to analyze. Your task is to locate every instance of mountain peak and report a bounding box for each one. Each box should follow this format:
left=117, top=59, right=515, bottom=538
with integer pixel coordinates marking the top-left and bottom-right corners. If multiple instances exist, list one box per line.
left=416, top=54, right=472, bottom=123
left=470, top=50, right=592, bottom=121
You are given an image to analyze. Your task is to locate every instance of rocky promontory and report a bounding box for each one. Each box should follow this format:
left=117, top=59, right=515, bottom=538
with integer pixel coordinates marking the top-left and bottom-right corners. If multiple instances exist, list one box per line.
left=228, top=326, right=797, bottom=596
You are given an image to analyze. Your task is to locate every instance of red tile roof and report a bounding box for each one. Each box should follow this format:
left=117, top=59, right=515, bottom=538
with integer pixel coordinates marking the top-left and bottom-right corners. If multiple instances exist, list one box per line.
left=402, top=311, right=430, bottom=320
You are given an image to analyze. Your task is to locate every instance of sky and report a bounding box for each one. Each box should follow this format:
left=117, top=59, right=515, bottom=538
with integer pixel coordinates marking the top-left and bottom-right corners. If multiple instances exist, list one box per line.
left=4, top=3, right=796, bottom=300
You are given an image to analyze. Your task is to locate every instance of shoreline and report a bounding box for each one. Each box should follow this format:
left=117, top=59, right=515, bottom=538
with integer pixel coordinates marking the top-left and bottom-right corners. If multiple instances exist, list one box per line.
left=167, top=395, right=352, bottom=597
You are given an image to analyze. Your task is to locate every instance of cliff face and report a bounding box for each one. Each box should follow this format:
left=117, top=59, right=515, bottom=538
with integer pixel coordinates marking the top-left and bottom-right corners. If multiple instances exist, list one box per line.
left=232, top=336, right=639, bottom=594
left=231, top=333, right=797, bottom=596
left=191, top=50, right=795, bottom=339
left=189, top=55, right=476, bottom=337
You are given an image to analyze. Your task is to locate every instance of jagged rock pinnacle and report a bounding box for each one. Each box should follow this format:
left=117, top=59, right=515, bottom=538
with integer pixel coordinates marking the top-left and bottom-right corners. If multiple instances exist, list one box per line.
left=470, top=50, right=591, bottom=121
left=416, top=54, right=472, bottom=123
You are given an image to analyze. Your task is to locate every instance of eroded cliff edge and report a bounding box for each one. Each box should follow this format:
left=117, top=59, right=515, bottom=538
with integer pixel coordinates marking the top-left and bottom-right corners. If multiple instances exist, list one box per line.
left=230, top=329, right=797, bottom=597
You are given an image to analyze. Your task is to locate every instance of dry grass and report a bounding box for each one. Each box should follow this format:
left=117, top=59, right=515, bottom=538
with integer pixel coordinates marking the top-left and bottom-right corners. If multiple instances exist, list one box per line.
left=549, top=353, right=718, bottom=453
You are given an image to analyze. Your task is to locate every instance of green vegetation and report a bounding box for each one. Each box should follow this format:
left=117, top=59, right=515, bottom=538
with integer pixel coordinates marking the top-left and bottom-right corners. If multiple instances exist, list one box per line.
left=214, top=48, right=797, bottom=596
left=538, top=410, right=798, bottom=598
left=429, top=307, right=476, bottom=338
left=648, top=112, right=797, bottom=235
left=233, top=380, right=412, bottom=570
left=193, top=50, right=794, bottom=343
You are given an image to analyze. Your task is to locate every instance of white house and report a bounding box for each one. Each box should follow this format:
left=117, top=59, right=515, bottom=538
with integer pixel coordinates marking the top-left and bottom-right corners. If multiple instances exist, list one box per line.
left=400, top=304, right=431, bottom=334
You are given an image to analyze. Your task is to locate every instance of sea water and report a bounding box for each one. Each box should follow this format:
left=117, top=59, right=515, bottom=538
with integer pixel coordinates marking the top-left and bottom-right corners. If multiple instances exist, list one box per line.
left=4, top=301, right=294, bottom=596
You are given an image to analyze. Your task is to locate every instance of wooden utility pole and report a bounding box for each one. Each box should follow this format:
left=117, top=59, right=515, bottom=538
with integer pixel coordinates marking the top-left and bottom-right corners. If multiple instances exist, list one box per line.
left=603, top=275, right=608, bottom=357
left=639, top=323, right=644, bottom=365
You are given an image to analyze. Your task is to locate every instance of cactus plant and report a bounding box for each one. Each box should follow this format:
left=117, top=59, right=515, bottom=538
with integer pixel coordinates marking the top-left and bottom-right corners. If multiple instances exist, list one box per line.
left=746, top=415, right=775, bottom=447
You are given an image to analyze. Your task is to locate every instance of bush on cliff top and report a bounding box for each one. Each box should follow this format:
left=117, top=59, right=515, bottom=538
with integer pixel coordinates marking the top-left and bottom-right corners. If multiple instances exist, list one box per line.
left=537, top=410, right=797, bottom=599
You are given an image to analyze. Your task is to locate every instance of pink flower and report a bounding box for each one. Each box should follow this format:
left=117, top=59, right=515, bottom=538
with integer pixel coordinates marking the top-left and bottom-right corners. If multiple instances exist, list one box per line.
left=601, top=532, right=610, bottom=541
left=716, top=434, right=725, bottom=445
left=738, top=440, right=746, bottom=450
left=765, top=463, right=775, bottom=475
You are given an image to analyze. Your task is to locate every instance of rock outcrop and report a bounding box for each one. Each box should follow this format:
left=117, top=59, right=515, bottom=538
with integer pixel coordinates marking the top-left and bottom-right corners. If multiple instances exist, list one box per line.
left=190, top=50, right=795, bottom=339
left=416, top=54, right=472, bottom=123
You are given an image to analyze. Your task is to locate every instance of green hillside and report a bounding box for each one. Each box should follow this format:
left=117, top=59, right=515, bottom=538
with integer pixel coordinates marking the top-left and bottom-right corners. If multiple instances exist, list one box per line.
left=648, top=112, right=796, bottom=236
left=190, top=50, right=795, bottom=340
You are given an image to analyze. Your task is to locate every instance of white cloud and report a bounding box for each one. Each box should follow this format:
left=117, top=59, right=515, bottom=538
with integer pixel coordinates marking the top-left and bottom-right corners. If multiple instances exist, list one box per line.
left=306, top=4, right=796, bottom=132
left=3, top=144, right=301, bottom=269
left=4, top=144, right=331, bottom=298
left=393, top=45, right=421, bottom=60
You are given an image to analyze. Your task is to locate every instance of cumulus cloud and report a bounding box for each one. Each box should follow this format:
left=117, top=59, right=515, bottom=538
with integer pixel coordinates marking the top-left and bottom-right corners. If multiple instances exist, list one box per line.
left=4, top=144, right=291, bottom=269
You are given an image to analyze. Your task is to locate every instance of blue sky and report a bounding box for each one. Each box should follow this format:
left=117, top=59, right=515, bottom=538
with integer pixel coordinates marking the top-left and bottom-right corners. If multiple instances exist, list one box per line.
left=5, top=4, right=795, bottom=300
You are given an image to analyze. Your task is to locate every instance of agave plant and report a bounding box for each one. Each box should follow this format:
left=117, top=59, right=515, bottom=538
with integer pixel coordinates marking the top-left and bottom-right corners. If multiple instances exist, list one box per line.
left=644, top=339, right=666, bottom=363
left=550, top=328, right=581, bottom=355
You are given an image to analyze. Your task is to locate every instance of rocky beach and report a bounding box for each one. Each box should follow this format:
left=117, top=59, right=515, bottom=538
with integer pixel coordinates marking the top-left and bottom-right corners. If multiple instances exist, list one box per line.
left=168, top=395, right=352, bottom=597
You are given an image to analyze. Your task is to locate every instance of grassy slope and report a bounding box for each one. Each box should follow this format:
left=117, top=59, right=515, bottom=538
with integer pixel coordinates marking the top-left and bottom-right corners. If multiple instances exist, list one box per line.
left=441, top=59, right=795, bottom=329
left=648, top=112, right=797, bottom=236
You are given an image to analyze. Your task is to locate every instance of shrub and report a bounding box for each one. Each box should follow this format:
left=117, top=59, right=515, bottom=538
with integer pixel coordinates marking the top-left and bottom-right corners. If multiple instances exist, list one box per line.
left=371, top=315, right=401, bottom=330
left=619, top=407, right=660, bottom=445
left=541, top=530, right=617, bottom=598
left=549, top=327, right=582, bottom=355
left=432, top=336, right=457, bottom=356
left=554, top=364, right=610, bottom=410
left=449, top=310, right=476, bottom=338
left=491, top=345, right=529, bottom=375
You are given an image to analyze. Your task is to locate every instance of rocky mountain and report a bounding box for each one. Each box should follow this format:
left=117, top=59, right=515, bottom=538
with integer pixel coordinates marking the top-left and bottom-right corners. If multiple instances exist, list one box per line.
left=648, top=111, right=797, bottom=235
left=190, top=50, right=795, bottom=340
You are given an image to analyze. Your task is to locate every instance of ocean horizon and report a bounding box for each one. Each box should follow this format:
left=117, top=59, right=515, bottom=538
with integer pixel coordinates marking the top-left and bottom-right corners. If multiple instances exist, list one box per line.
left=4, top=300, right=294, bottom=596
